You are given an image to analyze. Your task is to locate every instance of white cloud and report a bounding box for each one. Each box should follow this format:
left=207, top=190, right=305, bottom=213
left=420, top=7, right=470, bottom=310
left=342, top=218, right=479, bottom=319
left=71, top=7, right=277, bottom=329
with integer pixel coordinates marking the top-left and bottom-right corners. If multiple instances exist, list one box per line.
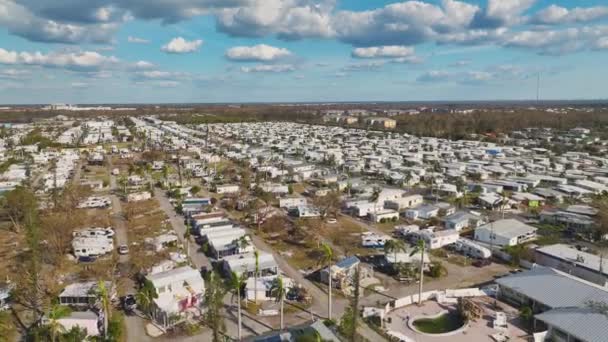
left=127, top=35, right=150, bottom=44
left=134, top=70, right=185, bottom=79
left=0, top=68, right=30, bottom=79
left=332, top=0, right=479, bottom=47
left=417, top=70, right=452, bottom=82
left=131, top=60, right=155, bottom=70
left=595, top=37, right=608, bottom=50
left=217, top=0, right=335, bottom=40
left=0, top=48, right=119, bottom=71
left=531, top=5, right=608, bottom=25
left=226, top=44, right=292, bottom=62
left=71, top=82, right=88, bottom=88
left=352, top=45, right=415, bottom=58
left=161, top=37, right=203, bottom=54
left=342, top=61, right=385, bottom=71
left=391, top=55, right=425, bottom=64
left=471, top=0, right=535, bottom=28
left=240, top=64, right=295, bottom=73
left=417, top=64, right=546, bottom=84
left=502, top=26, right=608, bottom=55
left=0, top=0, right=119, bottom=44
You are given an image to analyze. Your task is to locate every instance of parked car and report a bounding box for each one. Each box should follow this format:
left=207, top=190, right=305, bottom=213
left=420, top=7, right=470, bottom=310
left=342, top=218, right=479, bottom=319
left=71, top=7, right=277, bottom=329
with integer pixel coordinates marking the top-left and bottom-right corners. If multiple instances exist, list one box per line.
left=123, top=295, right=137, bottom=312
left=78, top=255, right=97, bottom=263
left=473, top=258, right=492, bottom=267
left=118, top=245, right=129, bottom=255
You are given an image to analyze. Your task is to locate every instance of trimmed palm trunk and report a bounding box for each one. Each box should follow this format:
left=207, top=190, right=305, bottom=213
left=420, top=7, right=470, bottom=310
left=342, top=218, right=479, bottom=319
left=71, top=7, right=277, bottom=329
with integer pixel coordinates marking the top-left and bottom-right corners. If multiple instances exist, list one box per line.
left=328, top=261, right=333, bottom=320
left=418, top=242, right=425, bottom=305
left=280, top=293, right=284, bottom=330
left=237, top=284, right=242, bottom=340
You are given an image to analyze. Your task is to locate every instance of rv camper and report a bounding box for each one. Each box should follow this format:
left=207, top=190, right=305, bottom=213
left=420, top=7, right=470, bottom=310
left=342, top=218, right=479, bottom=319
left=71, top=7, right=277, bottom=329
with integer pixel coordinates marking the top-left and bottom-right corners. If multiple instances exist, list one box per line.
left=453, top=238, right=491, bottom=259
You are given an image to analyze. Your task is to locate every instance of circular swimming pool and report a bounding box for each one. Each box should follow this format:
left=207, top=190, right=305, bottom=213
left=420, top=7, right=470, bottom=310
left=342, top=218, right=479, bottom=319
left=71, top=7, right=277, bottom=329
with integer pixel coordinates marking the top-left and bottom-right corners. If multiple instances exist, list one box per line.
left=411, top=311, right=466, bottom=335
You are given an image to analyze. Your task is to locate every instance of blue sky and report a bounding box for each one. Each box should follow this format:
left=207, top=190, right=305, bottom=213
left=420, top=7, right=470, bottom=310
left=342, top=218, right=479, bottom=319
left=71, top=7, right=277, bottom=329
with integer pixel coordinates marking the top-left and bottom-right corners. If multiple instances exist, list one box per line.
left=0, top=0, right=607, bottom=104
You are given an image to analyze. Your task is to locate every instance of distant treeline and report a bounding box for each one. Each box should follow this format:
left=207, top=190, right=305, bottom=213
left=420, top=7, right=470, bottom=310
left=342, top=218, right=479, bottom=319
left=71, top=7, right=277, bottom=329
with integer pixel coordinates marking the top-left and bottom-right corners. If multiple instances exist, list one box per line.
left=159, top=107, right=608, bottom=139
left=3, top=104, right=608, bottom=139
left=390, top=109, right=608, bottom=139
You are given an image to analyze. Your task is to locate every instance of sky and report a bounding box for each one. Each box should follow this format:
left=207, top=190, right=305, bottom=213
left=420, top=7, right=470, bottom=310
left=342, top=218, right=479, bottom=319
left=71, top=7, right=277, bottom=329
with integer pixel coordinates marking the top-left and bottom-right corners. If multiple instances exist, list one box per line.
left=0, top=0, right=607, bottom=104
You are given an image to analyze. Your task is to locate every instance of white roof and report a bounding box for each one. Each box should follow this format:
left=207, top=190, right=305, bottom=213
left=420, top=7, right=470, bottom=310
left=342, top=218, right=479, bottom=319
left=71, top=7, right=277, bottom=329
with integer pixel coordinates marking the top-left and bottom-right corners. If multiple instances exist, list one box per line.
left=147, top=266, right=203, bottom=290
left=224, top=251, right=277, bottom=275
left=476, top=219, right=537, bottom=238
left=537, top=244, right=607, bottom=276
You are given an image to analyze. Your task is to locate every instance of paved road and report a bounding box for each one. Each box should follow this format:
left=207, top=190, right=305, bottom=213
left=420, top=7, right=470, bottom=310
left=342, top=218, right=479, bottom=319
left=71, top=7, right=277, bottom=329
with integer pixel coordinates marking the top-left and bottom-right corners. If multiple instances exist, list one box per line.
left=153, top=187, right=271, bottom=340
left=153, top=187, right=211, bottom=270
left=107, top=157, right=147, bottom=341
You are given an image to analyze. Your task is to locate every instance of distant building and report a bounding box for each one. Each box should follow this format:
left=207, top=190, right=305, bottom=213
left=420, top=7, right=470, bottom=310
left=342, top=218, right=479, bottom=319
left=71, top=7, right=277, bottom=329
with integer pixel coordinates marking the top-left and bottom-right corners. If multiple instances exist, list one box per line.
left=365, top=117, right=397, bottom=129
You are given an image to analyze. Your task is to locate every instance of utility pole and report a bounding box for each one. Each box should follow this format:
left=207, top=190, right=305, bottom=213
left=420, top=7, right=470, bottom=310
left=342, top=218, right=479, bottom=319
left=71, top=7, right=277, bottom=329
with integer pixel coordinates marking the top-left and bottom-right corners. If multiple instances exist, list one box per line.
left=536, top=72, right=541, bottom=103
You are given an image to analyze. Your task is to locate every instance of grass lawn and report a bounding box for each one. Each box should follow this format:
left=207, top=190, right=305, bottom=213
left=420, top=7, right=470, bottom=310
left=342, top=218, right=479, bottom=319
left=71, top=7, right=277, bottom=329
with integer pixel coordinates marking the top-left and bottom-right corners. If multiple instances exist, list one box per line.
left=374, top=221, right=400, bottom=234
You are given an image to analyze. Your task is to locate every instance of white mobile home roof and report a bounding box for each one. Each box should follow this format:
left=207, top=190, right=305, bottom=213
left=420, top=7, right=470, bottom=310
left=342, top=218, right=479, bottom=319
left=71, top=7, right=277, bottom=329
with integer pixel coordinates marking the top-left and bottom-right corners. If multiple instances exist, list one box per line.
left=476, top=219, right=537, bottom=238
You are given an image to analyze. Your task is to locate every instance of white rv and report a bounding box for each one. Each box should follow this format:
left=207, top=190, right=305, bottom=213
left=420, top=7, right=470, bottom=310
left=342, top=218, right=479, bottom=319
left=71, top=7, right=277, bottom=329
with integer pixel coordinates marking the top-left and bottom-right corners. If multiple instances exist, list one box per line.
left=72, top=236, right=114, bottom=257
left=73, top=227, right=114, bottom=239
left=453, top=238, right=491, bottom=259
left=361, top=232, right=391, bottom=248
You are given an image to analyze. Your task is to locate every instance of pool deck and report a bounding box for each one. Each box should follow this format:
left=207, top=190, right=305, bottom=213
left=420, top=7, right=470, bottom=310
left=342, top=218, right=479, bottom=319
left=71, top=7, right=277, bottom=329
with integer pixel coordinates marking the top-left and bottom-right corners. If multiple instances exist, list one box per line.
left=385, top=297, right=529, bottom=342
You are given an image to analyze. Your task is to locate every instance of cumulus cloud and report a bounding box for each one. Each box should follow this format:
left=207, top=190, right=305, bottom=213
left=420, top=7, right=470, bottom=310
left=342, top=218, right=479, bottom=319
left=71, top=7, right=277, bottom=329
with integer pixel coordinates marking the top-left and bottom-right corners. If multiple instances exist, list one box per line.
left=217, top=0, right=335, bottom=40
left=226, top=44, right=292, bottom=62
left=0, top=0, right=120, bottom=43
left=161, top=37, right=203, bottom=54
left=595, top=37, right=608, bottom=50
left=503, top=25, right=608, bottom=55
left=352, top=45, right=415, bottom=59
left=530, top=5, right=608, bottom=25
left=0, top=48, right=119, bottom=71
left=240, top=64, right=295, bottom=73
left=127, top=35, right=150, bottom=44
left=332, top=0, right=480, bottom=47
left=3, top=0, right=608, bottom=59
left=130, top=60, right=155, bottom=70
left=471, top=0, right=535, bottom=29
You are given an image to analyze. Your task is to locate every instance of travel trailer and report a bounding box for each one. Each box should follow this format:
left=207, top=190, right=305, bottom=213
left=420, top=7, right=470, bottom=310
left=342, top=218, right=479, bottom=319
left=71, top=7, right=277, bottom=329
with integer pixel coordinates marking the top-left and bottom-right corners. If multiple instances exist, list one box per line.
left=453, top=238, right=492, bottom=259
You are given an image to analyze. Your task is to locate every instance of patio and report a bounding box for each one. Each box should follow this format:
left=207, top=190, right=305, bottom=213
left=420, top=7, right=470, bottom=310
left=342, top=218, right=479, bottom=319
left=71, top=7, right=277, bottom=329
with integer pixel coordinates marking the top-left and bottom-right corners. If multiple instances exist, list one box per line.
left=385, top=296, right=529, bottom=342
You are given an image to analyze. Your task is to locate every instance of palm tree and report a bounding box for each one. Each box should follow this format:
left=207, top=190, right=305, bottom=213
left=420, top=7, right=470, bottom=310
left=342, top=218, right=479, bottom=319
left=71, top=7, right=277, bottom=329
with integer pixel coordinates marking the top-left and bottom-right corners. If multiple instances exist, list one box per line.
left=46, top=305, right=72, bottom=342
left=229, top=271, right=247, bottom=341
left=410, top=239, right=426, bottom=305
left=117, top=174, right=128, bottom=196
left=270, top=275, right=287, bottom=331
left=183, top=223, right=192, bottom=258
left=384, top=239, right=406, bottom=266
left=234, top=235, right=250, bottom=254
left=253, top=250, right=260, bottom=304
left=97, top=281, right=111, bottom=338
left=161, top=164, right=169, bottom=188
left=205, top=271, right=227, bottom=342
left=136, top=279, right=158, bottom=319
left=317, top=243, right=334, bottom=320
